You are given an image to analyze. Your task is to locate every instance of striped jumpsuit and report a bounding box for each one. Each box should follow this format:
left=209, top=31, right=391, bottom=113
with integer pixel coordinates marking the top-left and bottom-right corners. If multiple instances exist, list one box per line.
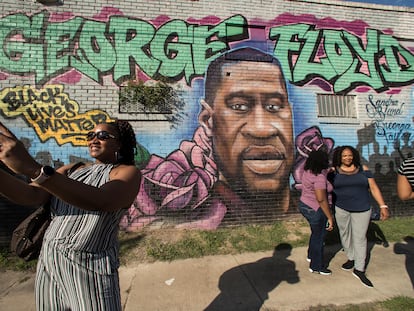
left=35, top=164, right=125, bottom=311
left=398, top=157, right=414, bottom=187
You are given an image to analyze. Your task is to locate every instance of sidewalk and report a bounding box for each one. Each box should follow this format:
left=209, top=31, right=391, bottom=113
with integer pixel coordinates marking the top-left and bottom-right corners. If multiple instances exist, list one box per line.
left=1, top=241, right=413, bottom=311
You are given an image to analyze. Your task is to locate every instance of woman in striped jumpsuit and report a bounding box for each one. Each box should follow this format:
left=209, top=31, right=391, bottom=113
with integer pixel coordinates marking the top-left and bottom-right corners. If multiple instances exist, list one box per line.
left=0, top=120, right=142, bottom=310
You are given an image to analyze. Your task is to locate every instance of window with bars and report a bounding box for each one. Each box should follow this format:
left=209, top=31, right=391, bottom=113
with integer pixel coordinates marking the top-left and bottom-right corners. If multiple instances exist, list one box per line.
left=317, top=94, right=357, bottom=119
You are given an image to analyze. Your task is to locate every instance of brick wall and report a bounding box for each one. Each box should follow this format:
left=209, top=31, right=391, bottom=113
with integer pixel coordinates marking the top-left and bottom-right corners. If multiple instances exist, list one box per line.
left=0, top=0, right=413, bottom=241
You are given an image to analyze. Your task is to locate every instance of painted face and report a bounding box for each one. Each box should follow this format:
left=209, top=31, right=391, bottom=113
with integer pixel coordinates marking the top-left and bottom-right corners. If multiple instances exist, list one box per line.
left=203, top=61, right=294, bottom=193
left=341, top=148, right=354, bottom=167
left=87, top=123, right=120, bottom=164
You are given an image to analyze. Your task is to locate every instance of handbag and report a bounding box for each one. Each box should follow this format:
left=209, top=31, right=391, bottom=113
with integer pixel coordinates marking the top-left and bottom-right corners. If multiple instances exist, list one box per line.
left=10, top=162, right=84, bottom=261
left=10, top=200, right=51, bottom=261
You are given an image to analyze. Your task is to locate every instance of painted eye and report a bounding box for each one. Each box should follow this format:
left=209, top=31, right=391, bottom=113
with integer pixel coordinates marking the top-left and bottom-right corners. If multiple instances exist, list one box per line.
left=230, top=103, right=249, bottom=111
left=265, top=103, right=282, bottom=113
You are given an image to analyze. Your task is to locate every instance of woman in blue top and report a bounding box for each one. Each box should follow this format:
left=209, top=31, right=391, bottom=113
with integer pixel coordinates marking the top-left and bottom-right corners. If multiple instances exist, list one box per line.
left=331, top=146, right=389, bottom=288
left=299, top=149, right=334, bottom=275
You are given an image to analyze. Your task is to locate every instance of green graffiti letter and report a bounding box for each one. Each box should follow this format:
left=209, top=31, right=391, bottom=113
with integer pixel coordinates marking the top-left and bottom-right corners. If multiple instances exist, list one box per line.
left=109, top=16, right=159, bottom=82
left=151, top=20, right=193, bottom=79
left=45, top=17, right=82, bottom=83
left=292, top=27, right=337, bottom=84
left=379, top=33, right=414, bottom=85
left=71, top=20, right=115, bottom=82
left=0, top=13, right=45, bottom=82
left=192, top=15, right=249, bottom=79
left=334, top=29, right=384, bottom=92
left=270, top=24, right=309, bottom=81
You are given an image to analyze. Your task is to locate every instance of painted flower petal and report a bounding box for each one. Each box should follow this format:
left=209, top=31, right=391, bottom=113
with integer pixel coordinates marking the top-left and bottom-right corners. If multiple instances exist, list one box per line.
left=175, top=199, right=227, bottom=230
left=162, top=183, right=196, bottom=209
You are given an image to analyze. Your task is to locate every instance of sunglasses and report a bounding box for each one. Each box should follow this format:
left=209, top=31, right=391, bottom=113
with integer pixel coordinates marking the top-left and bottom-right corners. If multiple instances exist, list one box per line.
left=86, top=131, right=116, bottom=141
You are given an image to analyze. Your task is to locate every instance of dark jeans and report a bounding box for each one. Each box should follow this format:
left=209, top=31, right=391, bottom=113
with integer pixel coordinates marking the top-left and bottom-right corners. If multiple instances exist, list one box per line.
left=299, top=201, right=327, bottom=271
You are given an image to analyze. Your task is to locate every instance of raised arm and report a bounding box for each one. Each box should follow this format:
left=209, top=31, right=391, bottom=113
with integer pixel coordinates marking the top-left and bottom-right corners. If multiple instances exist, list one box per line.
left=0, top=168, right=50, bottom=206
left=0, top=121, right=141, bottom=212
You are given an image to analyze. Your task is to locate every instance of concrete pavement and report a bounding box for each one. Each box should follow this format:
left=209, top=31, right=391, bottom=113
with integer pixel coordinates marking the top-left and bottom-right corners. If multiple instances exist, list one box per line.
left=1, top=241, right=413, bottom=311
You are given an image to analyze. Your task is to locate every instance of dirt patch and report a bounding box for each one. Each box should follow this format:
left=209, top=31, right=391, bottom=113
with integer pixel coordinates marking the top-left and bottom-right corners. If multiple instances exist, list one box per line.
left=119, top=219, right=311, bottom=266
left=119, top=225, right=196, bottom=265
left=285, top=219, right=310, bottom=241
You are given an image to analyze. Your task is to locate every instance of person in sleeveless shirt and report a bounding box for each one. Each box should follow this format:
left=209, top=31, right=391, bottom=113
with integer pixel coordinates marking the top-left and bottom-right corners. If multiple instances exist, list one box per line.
left=331, top=146, right=389, bottom=288
left=0, top=120, right=141, bottom=311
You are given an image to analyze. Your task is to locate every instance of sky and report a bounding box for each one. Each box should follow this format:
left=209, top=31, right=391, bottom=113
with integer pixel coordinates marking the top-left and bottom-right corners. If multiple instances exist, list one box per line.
left=343, top=0, right=414, bottom=7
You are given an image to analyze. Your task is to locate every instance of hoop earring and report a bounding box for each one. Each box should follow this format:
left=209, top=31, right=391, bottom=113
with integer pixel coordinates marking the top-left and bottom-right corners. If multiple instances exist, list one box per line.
left=115, top=151, right=123, bottom=163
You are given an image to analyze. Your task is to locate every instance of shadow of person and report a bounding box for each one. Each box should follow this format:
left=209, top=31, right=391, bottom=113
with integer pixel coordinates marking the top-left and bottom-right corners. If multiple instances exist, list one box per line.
left=367, top=221, right=389, bottom=248
left=323, top=225, right=344, bottom=267
left=364, top=221, right=389, bottom=270
left=394, top=236, right=414, bottom=288
left=204, top=243, right=299, bottom=311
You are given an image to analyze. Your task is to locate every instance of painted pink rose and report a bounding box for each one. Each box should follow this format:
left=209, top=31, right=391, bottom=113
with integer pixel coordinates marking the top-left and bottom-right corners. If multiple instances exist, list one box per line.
left=293, top=126, right=334, bottom=190
left=120, top=127, right=218, bottom=231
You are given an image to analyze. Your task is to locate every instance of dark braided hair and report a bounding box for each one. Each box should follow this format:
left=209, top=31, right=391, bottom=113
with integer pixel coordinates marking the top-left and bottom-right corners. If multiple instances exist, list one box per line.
left=107, top=120, right=137, bottom=165
left=304, top=149, right=329, bottom=175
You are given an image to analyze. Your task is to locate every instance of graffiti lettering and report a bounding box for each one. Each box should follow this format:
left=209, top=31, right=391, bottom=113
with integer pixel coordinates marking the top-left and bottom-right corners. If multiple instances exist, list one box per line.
left=375, top=121, right=411, bottom=143
left=365, top=94, right=408, bottom=145
left=2, top=86, right=76, bottom=118
left=366, top=94, right=403, bottom=121
left=0, top=85, right=112, bottom=145
left=377, top=121, right=410, bottom=132
left=270, top=24, right=414, bottom=93
left=1, top=13, right=413, bottom=93
left=0, top=12, right=248, bottom=86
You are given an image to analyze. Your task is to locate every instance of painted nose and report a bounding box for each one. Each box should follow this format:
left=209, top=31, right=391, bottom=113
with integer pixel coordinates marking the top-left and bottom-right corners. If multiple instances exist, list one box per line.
left=242, top=106, right=279, bottom=139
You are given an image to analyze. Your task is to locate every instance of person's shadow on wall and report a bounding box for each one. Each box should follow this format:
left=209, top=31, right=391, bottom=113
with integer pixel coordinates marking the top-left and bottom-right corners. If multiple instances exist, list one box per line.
left=394, top=236, right=414, bottom=289
left=204, top=243, right=299, bottom=311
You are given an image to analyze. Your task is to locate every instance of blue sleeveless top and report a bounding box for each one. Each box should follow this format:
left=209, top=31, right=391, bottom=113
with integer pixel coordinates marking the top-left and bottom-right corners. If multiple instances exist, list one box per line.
left=332, top=166, right=373, bottom=212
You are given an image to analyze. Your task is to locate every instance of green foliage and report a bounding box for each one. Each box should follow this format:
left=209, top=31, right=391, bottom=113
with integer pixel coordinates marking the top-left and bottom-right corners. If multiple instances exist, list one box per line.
left=119, top=79, right=188, bottom=129
left=372, top=217, right=414, bottom=241
left=146, top=236, right=206, bottom=261
left=380, top=296, right=414, bottom=310
left=0, top=247, right=37, bottom=272
left=134, top=142, right=151, bottom=169
left=307, top=296, right=414, bottom=311
left=144, top=222, right=294, bottom=261
left=229, top=223, right=289, bottom=252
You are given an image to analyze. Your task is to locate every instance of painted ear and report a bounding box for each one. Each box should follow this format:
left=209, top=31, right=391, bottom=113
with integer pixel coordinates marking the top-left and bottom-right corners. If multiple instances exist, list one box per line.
left=198, top=99, right=214, bottom=136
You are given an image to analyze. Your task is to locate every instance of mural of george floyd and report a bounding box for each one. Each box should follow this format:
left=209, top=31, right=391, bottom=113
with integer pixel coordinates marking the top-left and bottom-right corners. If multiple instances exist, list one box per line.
left=0, top=0, right=413, bottom=244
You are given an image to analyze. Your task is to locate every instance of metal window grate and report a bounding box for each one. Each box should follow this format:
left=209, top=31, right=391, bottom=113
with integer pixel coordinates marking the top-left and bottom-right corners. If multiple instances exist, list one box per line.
left=317, top=94, right=357, bottom=118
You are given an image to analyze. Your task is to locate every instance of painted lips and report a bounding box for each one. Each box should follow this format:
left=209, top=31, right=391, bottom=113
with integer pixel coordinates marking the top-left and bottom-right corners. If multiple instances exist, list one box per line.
left=242, top=146, right=286, bottom=175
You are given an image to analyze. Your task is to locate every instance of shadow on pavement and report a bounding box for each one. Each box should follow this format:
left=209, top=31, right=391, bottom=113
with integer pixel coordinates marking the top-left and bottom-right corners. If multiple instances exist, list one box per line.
left=204, top=243, right=299, bottom=311
left=394, top=236, right=414, bottom=289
